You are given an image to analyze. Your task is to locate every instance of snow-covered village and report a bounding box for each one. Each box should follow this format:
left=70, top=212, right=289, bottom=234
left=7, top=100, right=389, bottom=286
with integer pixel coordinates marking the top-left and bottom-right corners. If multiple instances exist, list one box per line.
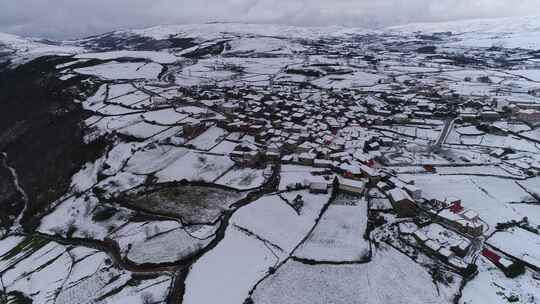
left=0, top=14, right=540, bottom=304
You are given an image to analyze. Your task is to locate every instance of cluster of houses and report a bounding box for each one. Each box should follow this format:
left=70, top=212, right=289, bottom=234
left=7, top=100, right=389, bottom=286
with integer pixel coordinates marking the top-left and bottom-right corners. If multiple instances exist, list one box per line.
left=436, top=201, right=484, bottom=236
left=514, top=107, right=540, bottom=125
left=173, top=72, right=531, bottom=280
left=177, top=71, right=538, bottom=181
left=410, top=223, right=472, bottom=271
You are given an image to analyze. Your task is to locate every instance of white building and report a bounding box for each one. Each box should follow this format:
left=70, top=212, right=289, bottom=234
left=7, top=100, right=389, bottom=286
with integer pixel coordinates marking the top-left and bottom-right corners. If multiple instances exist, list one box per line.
left=338, top=178, right=365, bottom=194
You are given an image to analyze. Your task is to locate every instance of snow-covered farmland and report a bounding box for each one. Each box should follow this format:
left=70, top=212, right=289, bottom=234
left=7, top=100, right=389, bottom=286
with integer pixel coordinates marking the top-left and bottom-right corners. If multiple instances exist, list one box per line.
left=156, top=151, right=235, bottom=183
left=74, top=61, right=163, bottom=80
left=232, top=191, right=331, bottom=253
left=294, top=197, right=370, bottom=262
left=488, top=228, right=540, bottom=269
left=112, top=221, right=215, bottom=264
left=0, top=237, right=171, bottom=304
left=253, top=245, right=459, bottom=304
left=182, top=225, right=278, bottom=304
left=215, top=166, right=270, bottom=190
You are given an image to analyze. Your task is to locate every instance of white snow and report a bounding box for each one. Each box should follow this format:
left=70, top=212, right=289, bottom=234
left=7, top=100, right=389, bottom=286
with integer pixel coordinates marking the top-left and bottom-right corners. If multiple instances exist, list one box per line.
left=233, top=191, right=331, bottom=253
left=182, top=225, right=277, bottom=304
left=488, top=227, right=540, bottom=269
left=155, top=151, right=234, bottom=183
left=75, top=50, right=178, bottom=64
left=294, top=202, right=370, bottom=262
left=215, top=166, right=269, bottom=190
left=460, top=256, right=540, bottom=304
left=74, top=61, right=163, bottom=80
left=253, top=245, right=458, bottom=304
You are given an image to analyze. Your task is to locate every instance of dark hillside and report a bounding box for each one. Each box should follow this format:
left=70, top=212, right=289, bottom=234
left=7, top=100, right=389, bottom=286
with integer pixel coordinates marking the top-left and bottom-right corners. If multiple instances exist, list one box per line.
left=0, top=56, right=107, bottom=230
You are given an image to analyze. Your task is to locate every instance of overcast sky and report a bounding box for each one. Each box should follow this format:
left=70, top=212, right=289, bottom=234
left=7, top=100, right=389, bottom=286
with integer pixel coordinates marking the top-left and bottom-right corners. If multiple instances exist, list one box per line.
left=1, top=0, right=540, bottom=39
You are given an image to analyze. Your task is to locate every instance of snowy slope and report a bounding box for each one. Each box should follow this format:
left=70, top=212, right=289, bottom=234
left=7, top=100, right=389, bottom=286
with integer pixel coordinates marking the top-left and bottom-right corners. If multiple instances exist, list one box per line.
left=0, top=32, right=81, bottom=60
left=387, top=15, right=540, bottom=49
left=3, top=15, right=540, bottom=65
left=129, top=22, right=369, bottom=41
left=387, top=16, right=540, bottom=34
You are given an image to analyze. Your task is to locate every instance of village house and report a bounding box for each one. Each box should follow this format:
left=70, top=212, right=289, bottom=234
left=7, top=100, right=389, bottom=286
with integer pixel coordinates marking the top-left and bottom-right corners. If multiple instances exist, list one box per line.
left=298, top=152, right=317, bottom=166
left=151, top=96, right=168, bottom=108
left=516, top=108, right=540, bottom=125
left=359, top=164, right=381, bottom=183
left=337, top=177, right=365, bottom=194
left=314, top=159, right=334, bottom=168
left=387, top=188, right=417, bottom=217
left=480, top=109, right=500, bottom=120
left=438, top=247, right=455, bottom=261
left=459, top=112, right=479, bottom=122
left=413, top=230, right=429, bottom=244
left=231, top=150, right=260, bottom=167
left=376, top=181, right=393, bottom=191
left=424, top=239, right=441, bottom=254
left=393, top=113, right=409, bottom=123
left=339, top=163, right=362, bottom=178
left=218, top=101, right=241, bottom=114
left=451, top=239, right=472, bottom=258
left=183, top=123, right=206, bottom=139
left=309, top=182, right=329, bottom=194
left=264, top=150, right=281, bottom=162
left=331, top=151, right=351, bottom=162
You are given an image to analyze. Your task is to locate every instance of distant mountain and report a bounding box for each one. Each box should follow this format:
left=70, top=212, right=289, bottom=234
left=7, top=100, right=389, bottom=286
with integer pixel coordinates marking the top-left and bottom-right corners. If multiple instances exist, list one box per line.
left=387, top=15, right=540, bottom=50
left=387, top=15, right=540, bottom=34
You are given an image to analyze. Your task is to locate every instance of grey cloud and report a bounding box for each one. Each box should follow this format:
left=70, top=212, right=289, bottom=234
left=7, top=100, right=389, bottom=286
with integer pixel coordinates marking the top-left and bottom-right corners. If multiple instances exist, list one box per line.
left=1, top=0, right=539, bottom=39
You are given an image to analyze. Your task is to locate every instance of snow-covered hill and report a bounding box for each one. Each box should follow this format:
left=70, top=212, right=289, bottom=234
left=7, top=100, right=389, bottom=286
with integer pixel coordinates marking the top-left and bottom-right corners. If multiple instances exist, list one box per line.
left=387, top=15, right=540, bottom=49
left=2, top=15, right=540, bottom=64
left=387, top=15, right=540, bottom=34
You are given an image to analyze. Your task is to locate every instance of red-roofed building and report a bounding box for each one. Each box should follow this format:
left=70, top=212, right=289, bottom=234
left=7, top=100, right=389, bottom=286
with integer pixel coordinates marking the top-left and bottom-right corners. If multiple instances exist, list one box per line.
left=482, top=248, right=500, bottom=264
left=449, top=200, right=464, bottom=214
left=482, top=248, right=524, bottom=278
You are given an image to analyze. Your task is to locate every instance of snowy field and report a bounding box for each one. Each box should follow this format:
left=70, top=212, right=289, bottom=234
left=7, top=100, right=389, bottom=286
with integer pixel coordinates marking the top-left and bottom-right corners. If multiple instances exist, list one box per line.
left=74, top=61, right=163, bottom=80
left=253, top=245, right=459, bottom=304
left=0, top=237, right=171, bottom=304
left=294, top=198, right=370, bottom=262
left=215, top=166, right=270, bottom=190
left=182, top=225, right=278, bottom=304
left=488, top=228, right=540, bottom=269
left=460, top=256, right=540, bottom=304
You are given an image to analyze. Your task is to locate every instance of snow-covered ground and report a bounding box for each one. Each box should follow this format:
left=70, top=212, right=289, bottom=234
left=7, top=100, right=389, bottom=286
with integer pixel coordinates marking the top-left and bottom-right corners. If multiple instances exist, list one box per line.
left=388, top=15, right=540, bottom=49
left=460, top=256, right=540, bottom=304
left=253, top=245, right=460, bottom=304
left=74, top=61, right=163, bottom=80
left=182, top=225, right=278, bottom=304
left=0, top=236, right=171, bottom=304
left=294, top=197, right=370, bottom=262
left=488, top=228, right=540, bottom=269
